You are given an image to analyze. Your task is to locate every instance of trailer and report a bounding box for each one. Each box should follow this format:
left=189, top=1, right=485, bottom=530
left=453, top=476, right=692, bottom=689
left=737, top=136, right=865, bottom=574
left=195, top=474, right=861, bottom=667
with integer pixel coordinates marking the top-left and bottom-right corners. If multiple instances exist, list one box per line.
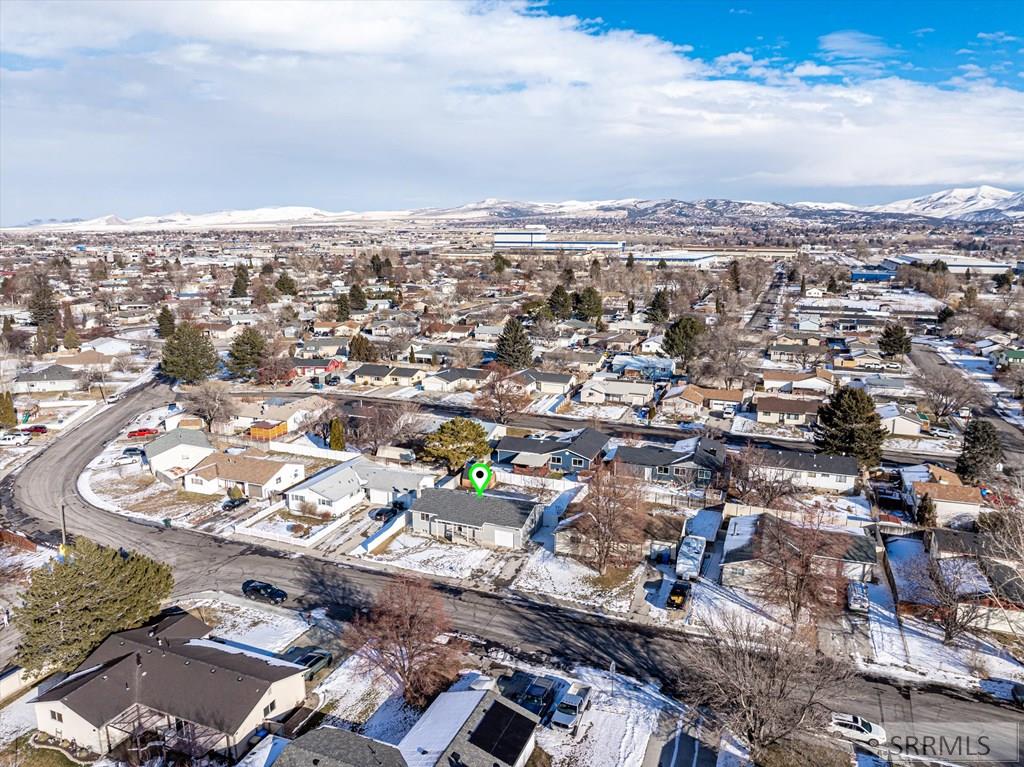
left=674, top=534, right=707, bottom=580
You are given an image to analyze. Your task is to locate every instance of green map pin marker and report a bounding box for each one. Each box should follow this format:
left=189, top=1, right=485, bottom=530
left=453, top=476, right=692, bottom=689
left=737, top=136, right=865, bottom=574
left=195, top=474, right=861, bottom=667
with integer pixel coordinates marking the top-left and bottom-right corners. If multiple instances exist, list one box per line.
left=468, top=462, right=492, bottom=497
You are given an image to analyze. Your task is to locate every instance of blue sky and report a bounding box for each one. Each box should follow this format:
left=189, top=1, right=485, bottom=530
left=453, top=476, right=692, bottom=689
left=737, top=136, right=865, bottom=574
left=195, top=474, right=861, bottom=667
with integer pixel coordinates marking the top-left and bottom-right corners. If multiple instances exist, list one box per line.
left=1, top=0, right=1022, bottom=225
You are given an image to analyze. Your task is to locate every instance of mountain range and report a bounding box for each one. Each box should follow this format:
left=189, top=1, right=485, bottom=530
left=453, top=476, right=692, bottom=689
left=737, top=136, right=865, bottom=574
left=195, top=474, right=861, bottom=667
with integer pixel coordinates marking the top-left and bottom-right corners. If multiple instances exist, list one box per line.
left=10, top=186, right=1023, bottom=231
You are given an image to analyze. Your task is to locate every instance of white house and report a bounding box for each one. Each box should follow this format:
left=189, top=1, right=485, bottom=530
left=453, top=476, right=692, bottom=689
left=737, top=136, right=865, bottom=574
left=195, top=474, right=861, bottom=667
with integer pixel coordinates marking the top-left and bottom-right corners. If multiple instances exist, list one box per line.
left=286, top=462, right=364, bottom=517
left=580, top=378, right=653, bottom=406
left=11, top=364, right=79, bottom=394
left=145, top=429, right=216, bottom=479
left=751, top=449, right=859, bottom=494
left=876, top=403, right=922, bottom=436
left=183, top=452, right=305, bottom=499
left=82, top=337, right=134, bottom=356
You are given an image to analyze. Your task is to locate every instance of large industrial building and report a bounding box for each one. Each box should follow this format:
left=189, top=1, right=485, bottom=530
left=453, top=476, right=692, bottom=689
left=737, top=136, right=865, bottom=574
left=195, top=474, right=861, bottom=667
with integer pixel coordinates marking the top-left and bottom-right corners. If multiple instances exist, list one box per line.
left=493, top=226, right=624, bottom=252
left=881, top=252, right=1013, bottom=275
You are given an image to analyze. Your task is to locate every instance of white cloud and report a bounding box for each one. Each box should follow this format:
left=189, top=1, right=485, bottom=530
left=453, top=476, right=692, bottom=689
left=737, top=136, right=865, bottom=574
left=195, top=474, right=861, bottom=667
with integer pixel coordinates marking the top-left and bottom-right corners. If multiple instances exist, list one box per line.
left=977, top=31, right=1019, bottom=43
left=912, top=28, right=935, bottom=37
left=1, top=1, right=1023, bottom=222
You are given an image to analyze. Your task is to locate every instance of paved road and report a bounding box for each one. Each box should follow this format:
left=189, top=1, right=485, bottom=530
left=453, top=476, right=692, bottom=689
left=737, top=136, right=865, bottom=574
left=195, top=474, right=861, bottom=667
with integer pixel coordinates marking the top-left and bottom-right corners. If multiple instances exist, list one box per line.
left=910, top=344, right=1024, bottom=467
left=3, top=382, right=1022, bottom=764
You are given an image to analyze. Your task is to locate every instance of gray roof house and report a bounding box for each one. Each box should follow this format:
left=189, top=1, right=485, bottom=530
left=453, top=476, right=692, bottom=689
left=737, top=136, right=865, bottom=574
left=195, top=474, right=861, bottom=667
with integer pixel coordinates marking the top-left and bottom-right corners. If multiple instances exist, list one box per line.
left=409, top=489, right=542, bottom=549
left=749, top=449, right=860, bottom=494
left=285, top=462, right=364, bottom=517
left=611, top=438, right=725, bottom=487
left=494, top=428, right=610, bottom=473
left=274, top=728, right=407, bottom=767
left=144, top=428, right=216, bottom=478
left=12, top=364, right=79, bottom=393
left=32, top=611, right=307, bottom=760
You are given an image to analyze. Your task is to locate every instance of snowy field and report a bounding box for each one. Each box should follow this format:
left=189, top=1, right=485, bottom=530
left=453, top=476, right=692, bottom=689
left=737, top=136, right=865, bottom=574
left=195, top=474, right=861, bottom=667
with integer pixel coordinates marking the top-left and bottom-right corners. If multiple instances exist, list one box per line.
left=862, top=582, right=1024, bottom=698
left=0, top=446, right=36, bottom=476
left=729, top=412, right=811, bottom=442
left=183, top=599, right=313, bottom=653
left=513, top=549, right=643, bottom=615
left=366, top=533, right=502, bottom=581
left=0, top=687, right=38, bottom=747
left=559, top=402, right=630, bottom=421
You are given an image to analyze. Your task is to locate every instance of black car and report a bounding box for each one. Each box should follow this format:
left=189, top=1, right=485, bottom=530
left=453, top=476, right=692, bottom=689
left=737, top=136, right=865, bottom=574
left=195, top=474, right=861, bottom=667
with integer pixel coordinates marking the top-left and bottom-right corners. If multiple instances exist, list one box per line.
left=1012, top=682, right=1024, bottom=708
left=242, top=580, right=287, bottom=605
left=518, top=676, right=557, bottom=719
left=223, top=497, right=249, bottom=511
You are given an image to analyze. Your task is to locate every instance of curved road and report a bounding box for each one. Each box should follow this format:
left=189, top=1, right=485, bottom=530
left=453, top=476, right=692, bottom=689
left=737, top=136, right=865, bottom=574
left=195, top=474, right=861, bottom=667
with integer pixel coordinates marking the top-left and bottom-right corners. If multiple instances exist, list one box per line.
left=3, top=382, right=1022, bottom=763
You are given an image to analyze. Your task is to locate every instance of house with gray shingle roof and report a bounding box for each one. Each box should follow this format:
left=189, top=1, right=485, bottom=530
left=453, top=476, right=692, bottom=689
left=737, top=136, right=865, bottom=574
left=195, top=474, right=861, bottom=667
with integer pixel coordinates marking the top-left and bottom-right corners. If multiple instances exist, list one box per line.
left=145, top=428, right=216, bottom=478
left=12, top=364, right=79, bottom=394
left=409, top=489, right=542, bottom=549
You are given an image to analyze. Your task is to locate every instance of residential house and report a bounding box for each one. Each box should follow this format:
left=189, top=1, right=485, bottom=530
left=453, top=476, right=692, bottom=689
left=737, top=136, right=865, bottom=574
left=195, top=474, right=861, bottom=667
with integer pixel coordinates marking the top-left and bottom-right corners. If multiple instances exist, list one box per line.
left=408, top=489, right=543, bottom=549
left=513, top=369, right=576, bottom=396
left=767, top=344, right=829, bottom=365
left=661, top=385, right=746, bottom=419
left=994, top=348, right=1024, bottom=368
left=286, top=358, right=345, bottom=379
left=12, top=364, right=79, bottom=394
left=494, top=428, right=610, bottom=473
left=876, top=403, right=923, bottom=436
left=32, top=611, right=307, bottom=760
left=272, top=728, right=407, bottom=767
left=745, top=449, right=859, bottom=493
left=297, top=337, right=347, bottom=359
left=145, top=429, right=216, bottom=480
left=350, top=456, right=435, bottom=507
left=898, top=464, right=984, bottom=525
left=609, top=354, right=675, bottom=381
left=760, top=368, right=836, bottom=395
left=183, top=452, right=305, bottom=499
left=351, top=365, right=426, bottom=387
left=610, top=438, right=725, bottom=487
left=421, top=367, right=492, bottom=393
left=754, top=396, right=821, bottom=427
left=579, top=377, right=653, bottom=407
left=540, top=349, right=604, bottom=375
left=285, top=462, right=364, bottom=517
left=81, top=337, right=133, bottom=357
left=473, top=325, right=503, bottom=343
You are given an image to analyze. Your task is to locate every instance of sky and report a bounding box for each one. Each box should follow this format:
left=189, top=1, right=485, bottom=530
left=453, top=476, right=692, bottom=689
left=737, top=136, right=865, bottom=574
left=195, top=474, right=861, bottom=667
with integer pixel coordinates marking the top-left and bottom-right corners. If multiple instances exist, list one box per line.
left=0, top=0, right=1022, bottom=225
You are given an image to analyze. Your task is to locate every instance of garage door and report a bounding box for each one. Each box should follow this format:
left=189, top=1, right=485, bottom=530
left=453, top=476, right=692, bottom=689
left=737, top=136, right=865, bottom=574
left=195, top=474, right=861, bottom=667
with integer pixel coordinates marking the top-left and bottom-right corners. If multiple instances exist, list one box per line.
left=493, top=529, right=515, bottom=548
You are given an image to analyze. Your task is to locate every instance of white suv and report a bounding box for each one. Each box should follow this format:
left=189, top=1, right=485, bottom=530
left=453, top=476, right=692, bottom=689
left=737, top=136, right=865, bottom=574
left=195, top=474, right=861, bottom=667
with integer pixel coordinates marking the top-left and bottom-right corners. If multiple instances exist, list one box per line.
left=828, top=713, right=886, bottom=746
left=0, top=432, right=31, bottom=447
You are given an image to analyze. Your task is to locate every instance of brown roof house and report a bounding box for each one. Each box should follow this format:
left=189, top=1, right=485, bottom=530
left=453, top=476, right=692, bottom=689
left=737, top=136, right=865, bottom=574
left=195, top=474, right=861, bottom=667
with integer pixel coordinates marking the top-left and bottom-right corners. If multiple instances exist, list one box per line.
left=32, top=611, right=307, bottom=760
left=183, top=452, right=305, bottom=499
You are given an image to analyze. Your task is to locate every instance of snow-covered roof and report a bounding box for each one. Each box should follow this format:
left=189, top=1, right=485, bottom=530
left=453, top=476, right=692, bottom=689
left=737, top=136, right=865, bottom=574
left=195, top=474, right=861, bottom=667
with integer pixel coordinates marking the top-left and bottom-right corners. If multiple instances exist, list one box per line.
left=398, top=689, right=487, bottom=767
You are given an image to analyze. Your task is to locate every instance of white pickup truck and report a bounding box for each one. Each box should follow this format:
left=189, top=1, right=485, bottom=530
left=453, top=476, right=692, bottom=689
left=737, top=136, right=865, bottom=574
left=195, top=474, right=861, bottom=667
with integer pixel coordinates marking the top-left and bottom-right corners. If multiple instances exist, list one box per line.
left=0, top=432, right=31, bottom=447
left=551, top=684, right=591, bottom=731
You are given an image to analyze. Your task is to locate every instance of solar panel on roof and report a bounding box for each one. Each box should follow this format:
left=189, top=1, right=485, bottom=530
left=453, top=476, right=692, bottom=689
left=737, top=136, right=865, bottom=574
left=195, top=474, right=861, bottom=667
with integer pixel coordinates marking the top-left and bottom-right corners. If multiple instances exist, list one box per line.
left=467, top=701, right=534, bottom=765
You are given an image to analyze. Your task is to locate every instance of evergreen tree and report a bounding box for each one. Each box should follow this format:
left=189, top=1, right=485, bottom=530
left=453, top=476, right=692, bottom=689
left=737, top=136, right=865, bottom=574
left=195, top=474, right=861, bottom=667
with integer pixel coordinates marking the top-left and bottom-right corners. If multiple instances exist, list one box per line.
left=161, top=321, right=219, bottom=383
left=62, top=326, right=80, bottom=349
left=560, top=267, right=574, bottom=286
left=2, top=315, right=12, bottom=336
left=547, top=285, right=573, bottom=319
left=814, top=386, right=886, bottom=470
left=647, top=289, right=671, bottom=323
left=370, top=253, right=385, bottom=277
left=14, top=538, right=173, bottom=678
left=491, top=254, right=511, bottom=274
left=260, top=261, right=275, bottom=276
left=423, top=417, right=490, bottom=472
left=28, top=273, right=58, bottom=327
left=574, top=286, right=603, bottom=320
left=625, top=253, right=635, bottom=270
left=878, top=323, right=911, bottom=357
left=963, top=268, right=972, bottom=284
left=662, top=316, right=705, bottom=366
left=937, top=306, right=955, bottom=324
left=156, top=305, right=176, bottom=338
left=916, top=494, right=937, bottom=527
left=335, top=294, right=351, bottom=321
left=349, top=284, right=368, bottom=310
left=589, top=258, right=601, bottom=282
left=715, top=292, right=724, bottom=314
left=348, top=333, right=379, bottom=362
left=627, top=299, right=635, bottom=315
left=329, top=418, right=346, bottom=451
left=729, top=260, right=742, bottom=293
left=956, top=420, right=1004, bottom=483
left=226, top=326, right=267, bottom=379
left=800, top=275, right=806, bottom=295
left=827, top=274, right=839, bottom=293
left=275, top=271, right=298, bottom=295
left=657, top=258, right=668, bottom=270
left=230, top=264, right=250, bottom=298
left=61, top=304, right=75, bottom=332
left=495, top=318, right=534, bottom=369
left=0, top=391, right=16, bottom=429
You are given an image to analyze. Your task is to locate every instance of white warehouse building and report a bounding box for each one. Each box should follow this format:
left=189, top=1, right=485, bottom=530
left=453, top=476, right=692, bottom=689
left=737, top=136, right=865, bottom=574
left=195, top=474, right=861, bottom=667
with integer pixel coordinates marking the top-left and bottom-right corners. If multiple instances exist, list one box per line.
left=494, top=226, right=624, bottom=252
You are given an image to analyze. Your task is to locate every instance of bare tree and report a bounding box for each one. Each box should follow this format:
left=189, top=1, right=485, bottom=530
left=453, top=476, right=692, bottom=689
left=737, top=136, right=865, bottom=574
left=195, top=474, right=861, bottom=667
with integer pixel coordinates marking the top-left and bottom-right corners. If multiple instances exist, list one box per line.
left=571, top=464, right=647, bottom=575
left=450, top=345, right=482, bottom=368
left=351, top=401, right=423, bottom=452
left=473, top=364, right=533, bottom=424
left=913, top=368, right=986, bottom=418
left=754, top=513, right=847, bottom=625
left=675, top=613, right=853, bottom=757
left=926, top=557, right=986, bottom=645
left=185, top=380, right=239, bottom=429
left=728, top=447, right=798, bottom=508
left=348, top=578, right=462, bottom=707
left=111, top=352, right=136, bottom=374
left=76, top=365, right=108, bottom=402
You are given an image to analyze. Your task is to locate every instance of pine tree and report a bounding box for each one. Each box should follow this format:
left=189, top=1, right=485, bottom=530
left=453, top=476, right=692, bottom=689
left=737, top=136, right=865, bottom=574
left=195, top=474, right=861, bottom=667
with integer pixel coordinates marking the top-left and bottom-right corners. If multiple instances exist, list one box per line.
left=878, top=323, right=911, bottom=357
left=800, top=275, right=806, bottom=295
left=370, top=253, right=384, bottom=277
left=625, top=253, right=635, bottom=270
left=657, top=258, right=668, bottom=270
left=260, top=261, right=274, bottom=276
left=29, top=273, right=58, bottom=327
left=156, top=305, right=176, bottom=338
left=63, top=326, right=80, bottom=350
left=956, top=420, right=1004, bottom=483
left=827, top=274, right=839, bottom=294
left=349, top=284, right=368, bottom=310
left=226, top=326, right=267, bottom=379
left=647, top=290, right=671, bottom=323
left=335, top=294, right=351, bottom=321
left=14, top=538, right=173, bottom=678
left=61, top=304, right=75, bottom=332
left=230, top=264, right=250, bottom=298
left=627, top=299, right=635, bottom=315
left=161, top=322, right=219, bottom=383
left=423, top=417, right=490, bottom=472
left=662, top=316, right=704, bottom=365
left=729, top=261, right=741, bottom=293
left=573, top=286, right=603, bottom=320
left=589, top=258, right=601, bottom=282
left=916, top=494, right=937, bottom=527
left=348, top=333, right=379, bottom=362
left=495, top=318, right=533, bottom=369
left=329, top=418, right=346, bottom=450
left=814, top=386, right=886, bottom=470
left=547, top=285, right=573, bottom=319
left=275, top=271, right=298, bottom=295
left=0, top=391, right=16, bottom=429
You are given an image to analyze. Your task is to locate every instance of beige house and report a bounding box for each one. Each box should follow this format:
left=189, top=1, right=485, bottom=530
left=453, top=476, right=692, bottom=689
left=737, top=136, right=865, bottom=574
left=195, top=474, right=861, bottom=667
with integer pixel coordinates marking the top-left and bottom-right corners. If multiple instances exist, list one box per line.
left=183, top=452, right=304, bottom=498
left=754, top=396, right=821, bottom=426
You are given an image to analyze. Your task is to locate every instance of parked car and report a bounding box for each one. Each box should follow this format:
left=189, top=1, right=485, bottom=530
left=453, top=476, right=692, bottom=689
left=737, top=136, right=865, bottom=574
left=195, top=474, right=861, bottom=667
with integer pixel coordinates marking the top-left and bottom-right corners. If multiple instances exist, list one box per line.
left=929, top=427, right=956, bottom=440
left=666, top=581, right=691, bottom=610
left=551, top=685, right=591, bottom=730
left=1011, top=682, right=1024, bottom=708
left=369, top=507, right=398, bottom=522
left=828, top=713, right=886, bottom=746
left=122, top=446, right=145, bottom=458
left=295, top=649, right=333, bottom=680
left=518, top=676, right=557, bottom=720
left=127, top=427, right=160, bottom=439
left=242, top=580, right=287, bottom=605
left=110, top=454, right=141, bottom=467
left=20, top=425, right=48, bottom=435
left=222, top=497, right=249, bottom=511
left=0, top=432, right=31, bottom=447
left=847, top=582, right=870, bottom=614
left=325, top=375, right=341, bottom=386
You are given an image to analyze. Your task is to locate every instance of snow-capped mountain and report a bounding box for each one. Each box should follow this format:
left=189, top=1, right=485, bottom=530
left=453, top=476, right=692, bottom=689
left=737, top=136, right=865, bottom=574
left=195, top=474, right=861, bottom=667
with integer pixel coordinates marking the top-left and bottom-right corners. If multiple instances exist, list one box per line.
left=9, top=186, right=1023, bottom=231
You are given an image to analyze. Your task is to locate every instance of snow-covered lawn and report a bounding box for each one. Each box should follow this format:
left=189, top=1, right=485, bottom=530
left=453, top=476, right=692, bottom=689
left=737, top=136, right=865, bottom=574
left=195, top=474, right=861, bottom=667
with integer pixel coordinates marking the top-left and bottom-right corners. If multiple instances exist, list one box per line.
left=314, top=652, right=418, bottom=744
left=0, top=686, right=38, bottom=747
left=679, top=579, right=786, bottom=631
left=183, top=599, right=313, bottom=653
left=558, top=402, right=630, bottom=421
left=513, top=549, right=643, bottom=614
left=366, top=533, right=503, bottom=581
left=884, top=435, right=960, bottom=454
left=729, top=412, right=811, bottom=442
left=0, top=446, right=36, bottom=475
left=862, top=582, right=1024, bottom=698
left=82, top=467, right=228, bottom=530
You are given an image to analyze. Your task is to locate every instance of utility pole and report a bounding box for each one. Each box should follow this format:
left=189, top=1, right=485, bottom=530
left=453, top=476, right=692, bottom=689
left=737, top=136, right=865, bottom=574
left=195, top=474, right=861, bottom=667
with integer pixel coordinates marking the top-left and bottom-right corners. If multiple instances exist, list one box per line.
left=59, top=503, right=67, bottom=558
